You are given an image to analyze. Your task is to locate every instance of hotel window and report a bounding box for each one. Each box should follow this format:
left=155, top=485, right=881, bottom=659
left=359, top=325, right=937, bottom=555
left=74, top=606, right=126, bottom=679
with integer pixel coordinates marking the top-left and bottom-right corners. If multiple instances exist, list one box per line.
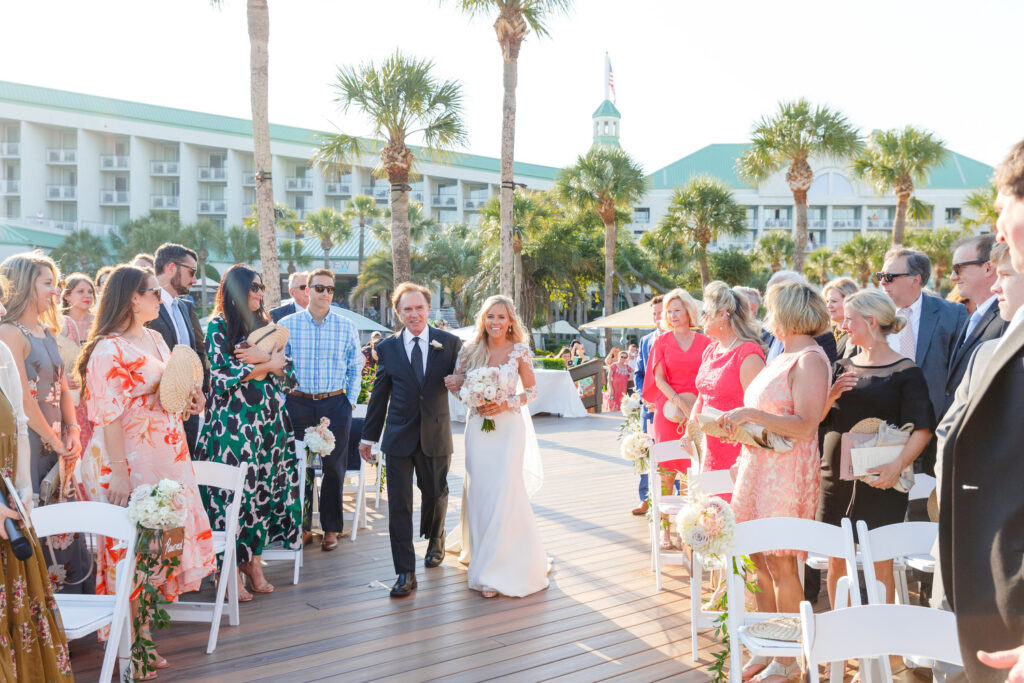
left=632, top=208, right=650, bottom=224
left=945, top=207, right=962, bottom=223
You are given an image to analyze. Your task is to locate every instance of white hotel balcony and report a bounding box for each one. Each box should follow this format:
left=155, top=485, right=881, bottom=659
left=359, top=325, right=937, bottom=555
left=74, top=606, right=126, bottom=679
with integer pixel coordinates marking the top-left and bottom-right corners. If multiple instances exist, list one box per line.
left=285, top=177, right=313, bottom=191
left=46, top=148, right=77, bottom=164
left=0, top=142, right=18, bottom=157
left=363, top=186, right=389, bottom=202
left=867, top=218, right=895, bottom=228
left=198, top=199, right=227, bottom=214
left=100, top=155, right=130, bottom=171
left=243, top=173, right=255, bottom=187
left=762, top=218, right=792, bottom=228
left=197, top=167, right=227, bottom=182
left=151, top=160, right=180, bottom=176
left=46, top=184, right=76, bottom=200
left=151, top=194, right=180, bottom=210
left=99, top=190, right=130, bottom=205
left=432, top=195, right=458, bottom=208
left=324, top=182, right=351, bottom=196
left=464, top=199, right=486, bottom=210
left=0, top=180, right=19, bottom=194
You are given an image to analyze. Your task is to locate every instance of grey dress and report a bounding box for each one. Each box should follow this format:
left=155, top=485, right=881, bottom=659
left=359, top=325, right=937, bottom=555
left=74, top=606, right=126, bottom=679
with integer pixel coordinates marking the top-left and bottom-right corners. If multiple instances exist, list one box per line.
left=12, top=322, right=93, bottom=594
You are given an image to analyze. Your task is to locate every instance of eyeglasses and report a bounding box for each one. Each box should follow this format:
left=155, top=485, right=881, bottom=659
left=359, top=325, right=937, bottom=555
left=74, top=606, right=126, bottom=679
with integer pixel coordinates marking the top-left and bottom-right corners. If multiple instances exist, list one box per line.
left=249, top=282, right=266, bottom=293
left=311, top=284, right=336, bottom=294
left=139, top=286, right=162, bottom=299
left=296, top=284, right=308, bottom=290
left=951, top=259, right=988, bottom=276
left=173, top=262, right=197, bottom=277
left=872, top=272, right=914, bottom=284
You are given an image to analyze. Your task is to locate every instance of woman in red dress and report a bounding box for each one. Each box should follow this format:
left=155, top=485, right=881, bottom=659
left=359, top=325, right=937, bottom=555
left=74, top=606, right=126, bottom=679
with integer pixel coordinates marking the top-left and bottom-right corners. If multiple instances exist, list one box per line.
left=641, top=288, right=711, bottom=548
left=604, top=349, right=631, bottom=411
left=692, top=282, right=766, bottom=501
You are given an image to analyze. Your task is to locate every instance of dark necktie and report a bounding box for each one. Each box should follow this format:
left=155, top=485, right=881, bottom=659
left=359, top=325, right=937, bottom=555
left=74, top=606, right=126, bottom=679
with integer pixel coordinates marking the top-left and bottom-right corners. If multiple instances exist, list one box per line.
left=411, top=337, right=424, bottom=387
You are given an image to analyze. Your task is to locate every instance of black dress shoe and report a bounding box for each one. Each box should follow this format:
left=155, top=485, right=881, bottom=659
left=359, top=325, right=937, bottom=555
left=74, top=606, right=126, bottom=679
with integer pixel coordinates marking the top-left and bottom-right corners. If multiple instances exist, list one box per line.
left=424, top=535, right=445, bottom=568
left=390, top=572, right=417, bottom=598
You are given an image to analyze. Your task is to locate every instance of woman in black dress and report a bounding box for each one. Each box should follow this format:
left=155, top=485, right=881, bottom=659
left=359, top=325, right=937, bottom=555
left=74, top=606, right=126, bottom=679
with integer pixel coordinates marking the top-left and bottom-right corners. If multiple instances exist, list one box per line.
left=818, top=289, right=935, bottom=606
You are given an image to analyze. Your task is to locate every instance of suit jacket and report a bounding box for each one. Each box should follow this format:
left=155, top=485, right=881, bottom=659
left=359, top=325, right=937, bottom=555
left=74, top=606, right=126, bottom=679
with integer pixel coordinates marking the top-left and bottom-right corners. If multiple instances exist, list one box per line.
left=270, top=301, right=298, bottom=323
left=942, top=301, right=1006, bottom=417
left=635, top=330, right=659, bottom=425
left=938, top=324, right=1024, bottom=682
left=145, top=297, right=210, bottom=392
left=760, top=329, right=838, bottom=365
left=362, top=327, right=462, bottom=459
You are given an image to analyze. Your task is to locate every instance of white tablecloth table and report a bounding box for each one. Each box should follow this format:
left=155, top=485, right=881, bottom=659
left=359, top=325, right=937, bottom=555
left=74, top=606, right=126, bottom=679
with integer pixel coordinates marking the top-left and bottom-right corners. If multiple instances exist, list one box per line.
left=448, top=368, right=588, bottom=422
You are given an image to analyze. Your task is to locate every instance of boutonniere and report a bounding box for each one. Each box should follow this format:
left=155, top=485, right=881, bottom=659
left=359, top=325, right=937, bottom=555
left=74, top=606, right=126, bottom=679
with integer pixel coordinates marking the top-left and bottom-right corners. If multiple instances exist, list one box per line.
left=429, top=340, right=444, bottom=351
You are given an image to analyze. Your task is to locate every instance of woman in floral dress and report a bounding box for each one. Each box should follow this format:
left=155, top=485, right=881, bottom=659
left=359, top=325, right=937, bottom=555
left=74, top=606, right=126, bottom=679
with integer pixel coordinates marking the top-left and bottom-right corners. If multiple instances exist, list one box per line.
left=0, top=252, right=91, bottom=595
left=196, top=265, right=300, bottom=600
left=60, top=273, right=97, bottom=457
left=77, top=265, right=214, bottom=678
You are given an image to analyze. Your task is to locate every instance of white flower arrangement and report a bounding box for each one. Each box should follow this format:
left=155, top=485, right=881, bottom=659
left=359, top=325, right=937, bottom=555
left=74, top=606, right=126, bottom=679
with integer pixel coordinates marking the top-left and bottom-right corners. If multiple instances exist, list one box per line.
left=429, top=339, right=444, bottom=351
left=619, top=430, right=653, bottom=474
left=620, top=392, right=642, bottom=421
left=459, top=366, right=509, bottom=432
left=126, top=479, right=188, bottom=530
left=675, top=493, right=736, bottom=559
left=303, top=417, right=335, bottom=456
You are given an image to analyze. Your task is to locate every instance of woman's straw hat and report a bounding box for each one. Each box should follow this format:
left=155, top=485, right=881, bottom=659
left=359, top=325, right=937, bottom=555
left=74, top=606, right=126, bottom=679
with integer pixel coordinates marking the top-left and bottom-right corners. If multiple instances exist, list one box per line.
left=159, top=344, right=203, bottom=415
left=247, top=324, right=289, bottom=354
left=55, top=334, right=80, bottom=378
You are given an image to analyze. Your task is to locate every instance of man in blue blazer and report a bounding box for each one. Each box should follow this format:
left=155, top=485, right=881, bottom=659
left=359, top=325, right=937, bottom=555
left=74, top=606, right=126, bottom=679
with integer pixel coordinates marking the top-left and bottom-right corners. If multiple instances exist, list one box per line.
left=270, top=271, right=309, bottom=322
left=632, top=295, right=663, bottom=515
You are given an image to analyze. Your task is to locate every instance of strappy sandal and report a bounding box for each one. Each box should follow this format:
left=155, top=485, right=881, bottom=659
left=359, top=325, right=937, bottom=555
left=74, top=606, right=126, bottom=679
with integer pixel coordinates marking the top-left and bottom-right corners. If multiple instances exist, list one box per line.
left=481, top=588, right=498, bottom=598
left=742, top=655, right=771, bottom=680
left=751, top=660, right=801, bottom=682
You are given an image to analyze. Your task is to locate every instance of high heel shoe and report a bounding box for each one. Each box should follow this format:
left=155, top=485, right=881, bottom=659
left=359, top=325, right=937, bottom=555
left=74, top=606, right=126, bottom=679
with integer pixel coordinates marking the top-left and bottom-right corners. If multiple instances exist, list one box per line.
left=239, top=564, right=274, bottom=594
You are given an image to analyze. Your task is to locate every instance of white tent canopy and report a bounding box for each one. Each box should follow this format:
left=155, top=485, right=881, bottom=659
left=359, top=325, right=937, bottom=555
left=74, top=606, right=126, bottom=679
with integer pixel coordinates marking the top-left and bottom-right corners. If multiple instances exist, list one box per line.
left=451, top=325, right=476, bottom=342
left=533, top=320, right=579, bottom=336
left=581, top=299, right=702, bottom=330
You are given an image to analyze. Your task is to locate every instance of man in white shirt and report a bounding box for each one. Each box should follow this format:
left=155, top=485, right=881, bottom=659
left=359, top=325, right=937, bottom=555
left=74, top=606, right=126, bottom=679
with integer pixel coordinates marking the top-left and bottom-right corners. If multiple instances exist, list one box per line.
left=270, top=271, right=310, bottom=322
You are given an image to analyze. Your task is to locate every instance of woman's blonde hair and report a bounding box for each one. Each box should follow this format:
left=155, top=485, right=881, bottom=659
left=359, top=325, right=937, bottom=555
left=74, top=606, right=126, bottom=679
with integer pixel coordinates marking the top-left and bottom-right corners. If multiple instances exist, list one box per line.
left=844, top=289, right=907, bottom=336
left=702, top=281, right=766, bottom=351
left=460, top=295, right=529, bottom=373
left=0, top=251, right=63, bottom=333
left=823, top=277, right=859, bottom=301
left=764, top=280, right=830, bottom=338
left=661, top=288, right=700, bottom=331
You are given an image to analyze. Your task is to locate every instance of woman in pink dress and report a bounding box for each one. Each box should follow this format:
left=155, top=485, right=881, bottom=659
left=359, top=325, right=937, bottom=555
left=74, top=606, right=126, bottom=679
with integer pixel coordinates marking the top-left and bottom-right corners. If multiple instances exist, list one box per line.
left=604, top=349, right=631, bottom=411
left=641, top=289, right=711, bottom=548
left=60, top=272, right=97, bottom=456
left=77, top=265, right=215, bottom=679
left=716, top=281, right=831, bottom=683
left=693, top=282, right=766, bottom=502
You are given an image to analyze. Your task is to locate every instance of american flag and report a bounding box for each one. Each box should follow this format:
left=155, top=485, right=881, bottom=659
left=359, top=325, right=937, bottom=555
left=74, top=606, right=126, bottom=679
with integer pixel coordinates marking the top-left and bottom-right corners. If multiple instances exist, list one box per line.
left=608, top=59, right=616, bottom=104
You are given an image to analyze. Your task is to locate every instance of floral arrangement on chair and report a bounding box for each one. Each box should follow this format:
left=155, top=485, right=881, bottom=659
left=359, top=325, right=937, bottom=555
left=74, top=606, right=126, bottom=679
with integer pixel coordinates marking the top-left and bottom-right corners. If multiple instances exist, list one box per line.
left=303, top=417, right=335, bottom=468
left=617, top=392, right=650, bottom=474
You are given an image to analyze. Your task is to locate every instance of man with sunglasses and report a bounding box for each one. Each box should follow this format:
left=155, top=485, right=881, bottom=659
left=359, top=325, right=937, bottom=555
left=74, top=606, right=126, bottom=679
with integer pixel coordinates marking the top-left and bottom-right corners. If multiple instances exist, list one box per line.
left=280, top=268, right=362, bottom=552
left=148, top=242, right=211, bottom=455
left=876, top=247, right=967, bottom=475
left=270, top=271, right=310, bottom=322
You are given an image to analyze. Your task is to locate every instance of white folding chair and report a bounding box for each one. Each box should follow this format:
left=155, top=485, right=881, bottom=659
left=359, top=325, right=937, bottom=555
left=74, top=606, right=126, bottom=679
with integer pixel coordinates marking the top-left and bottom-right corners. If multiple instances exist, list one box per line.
left=343, top=459, right=369, bottom=542
left=799, top=601, right=963, bottom=683
left=686, top=466, right=735, bottom=662
left=163, top=461, right=248, bottom=654
left=647, top=440, right=690, bottom=590
left=32, top=501, right=137, bottom=682
left=725, top=517, right=859, bottom=683
left=263, top=439, right=305, bottom=584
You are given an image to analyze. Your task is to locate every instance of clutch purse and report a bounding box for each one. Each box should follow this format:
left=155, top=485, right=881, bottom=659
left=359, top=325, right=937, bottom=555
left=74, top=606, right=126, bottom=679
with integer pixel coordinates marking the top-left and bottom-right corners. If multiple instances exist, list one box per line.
left=839, top=419, right=916, bottom=493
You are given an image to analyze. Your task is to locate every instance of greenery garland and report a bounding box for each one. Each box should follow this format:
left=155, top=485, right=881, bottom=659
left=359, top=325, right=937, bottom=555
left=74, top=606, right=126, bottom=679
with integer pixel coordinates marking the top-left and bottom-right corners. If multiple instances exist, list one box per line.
left=126, top=529, right=181, bottom=681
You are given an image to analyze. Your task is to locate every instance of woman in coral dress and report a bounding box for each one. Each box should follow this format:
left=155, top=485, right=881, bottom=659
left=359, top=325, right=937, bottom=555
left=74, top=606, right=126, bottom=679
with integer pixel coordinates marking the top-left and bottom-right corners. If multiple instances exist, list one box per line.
left=77, top=265, right=215, bottom=678
left=604, top=350, right=631, bottom=411
left=716, top=281, right=831, bottom=683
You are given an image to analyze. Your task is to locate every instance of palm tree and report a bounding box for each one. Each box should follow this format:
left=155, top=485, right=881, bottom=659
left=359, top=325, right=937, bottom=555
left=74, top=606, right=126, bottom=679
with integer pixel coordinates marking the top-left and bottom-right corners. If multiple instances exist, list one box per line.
left=480, top=189, right=555, bottom=316
left=109, top=212, right=181, bottom=260
left=279, top=238, right=312, bottom=275
left=352, top=250, right=433, bottom=325
left=223, top=225, right=261, bottom=266
left=342, top=194, right=382, bottom=273
left=556, top=146, right=647, bottom=346
left=245, top=202, right=300, bottom=236
left=304, top=207, right=352, bottom=268
left=837, top=233, right=889, bottom=287
left=381, top=200, right=440, bottom=245
left=50, top=229, right=109, bottom=276
left=804, top=247, right=835, bottom=286
left=210, top=0, right=280, bottom=306
left=963, top=184, right=999, bottom=233
left=737, top=99, right=861, bottom=271
left=907, top=227, right=967, bottom=292
left=653, top=175, right=746, bottom=288
left=753, top=230, right=795, bottom=273
left=314, top=50, right=468, bottom=286
left=448, top=0, right=572, bottom=300
left=182, top=218, right=227, bottom=314
left=423, top=223, right=483, bottom=325
left=851, top=126, right=948, bottom=246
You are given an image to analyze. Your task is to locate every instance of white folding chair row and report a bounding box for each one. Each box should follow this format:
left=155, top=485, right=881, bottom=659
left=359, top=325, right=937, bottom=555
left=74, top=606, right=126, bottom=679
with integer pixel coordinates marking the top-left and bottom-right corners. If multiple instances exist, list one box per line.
left=725, top=517, right=860, bottom=683
left=262, top=439, right=306, bottom=583
left=800, top=601, right=963, bottom=683
left=32, top=501, right=137, bottom=682
left=308, top=451, right=371, bottom=543
left=647, top=440, right=689, bottom=590
left=352, top=403, right=382, bottom=508
left=685, top=466, right=735, bottom=662
left=163, top=461, right=248, bottom=654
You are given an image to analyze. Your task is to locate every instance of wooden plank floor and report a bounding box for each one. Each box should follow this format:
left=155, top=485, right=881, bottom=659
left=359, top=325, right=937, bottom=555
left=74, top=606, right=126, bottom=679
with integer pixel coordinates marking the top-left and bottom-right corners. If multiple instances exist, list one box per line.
left=67, top=413, right=926, bottom=682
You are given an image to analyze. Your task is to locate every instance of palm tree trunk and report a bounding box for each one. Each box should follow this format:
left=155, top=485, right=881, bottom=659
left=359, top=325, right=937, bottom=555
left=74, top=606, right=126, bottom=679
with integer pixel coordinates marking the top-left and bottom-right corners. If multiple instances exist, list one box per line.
left=247, top=0, right=281, bottom=308
left=603, top=217, right=616, bottom=350
left=357, top=219, right=366, bottom=314
left=792, top=190, right=808, bottom=273
left=199, top=252, right=207, bottom=316
left=698, top=252, right=711, bottom=289
left=389, top=179, right=412, bottom=285
left=514, top=247, right=524, bottom=317
left=498, top=53, right=518, bottom=301
left=892, top=194, right=910, bottom=246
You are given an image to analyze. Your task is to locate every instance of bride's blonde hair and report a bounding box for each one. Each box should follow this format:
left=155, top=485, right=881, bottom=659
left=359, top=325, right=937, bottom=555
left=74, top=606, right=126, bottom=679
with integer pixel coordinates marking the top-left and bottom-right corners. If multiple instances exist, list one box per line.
left=460, top=295, right=528, bottom=373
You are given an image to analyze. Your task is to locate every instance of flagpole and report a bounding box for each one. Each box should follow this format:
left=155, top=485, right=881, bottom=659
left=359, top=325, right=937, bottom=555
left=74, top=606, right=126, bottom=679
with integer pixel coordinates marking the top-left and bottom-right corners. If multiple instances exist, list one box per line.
left=604, top=52, right=610, bottom=102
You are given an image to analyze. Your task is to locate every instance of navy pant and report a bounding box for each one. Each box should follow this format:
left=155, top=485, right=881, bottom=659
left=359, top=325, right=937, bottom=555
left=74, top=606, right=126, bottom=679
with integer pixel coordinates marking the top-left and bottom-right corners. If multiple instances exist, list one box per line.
left=638, top=412, right=653, bottom=502
left=286, top=394, right=352, bottom=534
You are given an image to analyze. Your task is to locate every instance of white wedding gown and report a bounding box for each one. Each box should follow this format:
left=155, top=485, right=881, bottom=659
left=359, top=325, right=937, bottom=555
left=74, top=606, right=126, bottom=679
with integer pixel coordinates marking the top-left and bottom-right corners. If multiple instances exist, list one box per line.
left=447, top=343, right=549, bottom=597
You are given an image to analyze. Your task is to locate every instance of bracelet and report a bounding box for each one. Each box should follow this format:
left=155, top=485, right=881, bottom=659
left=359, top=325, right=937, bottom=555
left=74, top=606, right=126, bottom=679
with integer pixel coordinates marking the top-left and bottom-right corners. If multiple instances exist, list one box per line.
left=66, top=424, right=81, bottom=432
left=109, top=458, right=127, bottom=465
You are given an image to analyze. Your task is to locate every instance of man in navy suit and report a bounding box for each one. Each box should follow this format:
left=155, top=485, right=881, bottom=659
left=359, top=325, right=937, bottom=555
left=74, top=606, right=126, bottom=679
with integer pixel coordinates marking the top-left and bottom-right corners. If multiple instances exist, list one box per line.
left=632, top=295, right=663, bottom=516
left=270, top=271, right=309, bottom=322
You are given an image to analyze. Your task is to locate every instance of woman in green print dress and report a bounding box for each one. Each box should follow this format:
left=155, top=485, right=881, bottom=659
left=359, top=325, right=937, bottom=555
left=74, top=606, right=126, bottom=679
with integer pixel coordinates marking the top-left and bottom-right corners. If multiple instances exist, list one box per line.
left=196, top=265, right=300, bottom=600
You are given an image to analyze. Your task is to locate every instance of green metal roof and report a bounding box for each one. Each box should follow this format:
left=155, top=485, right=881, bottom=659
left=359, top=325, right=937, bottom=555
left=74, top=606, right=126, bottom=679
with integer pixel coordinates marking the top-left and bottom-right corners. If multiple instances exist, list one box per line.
left=298, top=230, right=385, bottom=261
left=0, top=224, right=66, bottom=249
left=592, top=99, right=621, bottom=118
left=0, top=80, right=559, bottom=181
left=648, top=143, right=994, bottom=191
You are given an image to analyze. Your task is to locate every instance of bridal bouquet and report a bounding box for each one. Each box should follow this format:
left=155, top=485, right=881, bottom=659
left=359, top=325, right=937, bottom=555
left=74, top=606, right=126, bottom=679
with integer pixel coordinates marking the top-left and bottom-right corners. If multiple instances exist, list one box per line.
left=675, top=493, right=736, bottom=559
left=619, top=429, right=653, bottom=474
left=459, top=366, right=508, bottom=432
left=304, top=417, right=335, bottom=467
left=126, top=479, right=188, bottom=531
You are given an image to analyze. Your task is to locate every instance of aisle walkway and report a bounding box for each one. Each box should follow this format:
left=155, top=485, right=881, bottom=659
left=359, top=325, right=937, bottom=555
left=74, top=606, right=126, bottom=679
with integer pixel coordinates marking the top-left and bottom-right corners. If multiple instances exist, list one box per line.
left=70, top=413, right=712, bottom=681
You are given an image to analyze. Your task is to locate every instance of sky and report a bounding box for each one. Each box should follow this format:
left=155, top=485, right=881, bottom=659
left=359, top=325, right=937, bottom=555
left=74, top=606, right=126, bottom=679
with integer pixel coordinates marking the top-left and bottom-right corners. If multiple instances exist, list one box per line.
left=3, top=0, right=1021, bottom=174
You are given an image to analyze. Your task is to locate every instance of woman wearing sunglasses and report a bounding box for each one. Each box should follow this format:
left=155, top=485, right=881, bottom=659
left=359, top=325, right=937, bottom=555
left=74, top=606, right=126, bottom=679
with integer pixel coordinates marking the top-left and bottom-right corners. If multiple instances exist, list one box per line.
left=195, top=264, right=300, bottom=601
left=76, top=265, right=214, bottom=678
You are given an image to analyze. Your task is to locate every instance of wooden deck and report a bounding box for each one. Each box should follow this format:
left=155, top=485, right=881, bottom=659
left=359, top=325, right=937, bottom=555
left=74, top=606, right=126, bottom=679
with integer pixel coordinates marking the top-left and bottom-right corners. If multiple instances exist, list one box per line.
left=68, top=413, right=923, bottom=682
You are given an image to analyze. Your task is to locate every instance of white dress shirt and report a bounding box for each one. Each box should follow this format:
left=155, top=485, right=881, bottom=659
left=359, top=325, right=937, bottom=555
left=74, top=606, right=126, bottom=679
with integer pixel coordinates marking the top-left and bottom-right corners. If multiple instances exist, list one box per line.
left=887, top=293, right=923, bottom=357
left=963, top=294, right=998, bottom=342
left=160, top=287, right=190, bottom=346
left=402, top=328, right=430, bottom=374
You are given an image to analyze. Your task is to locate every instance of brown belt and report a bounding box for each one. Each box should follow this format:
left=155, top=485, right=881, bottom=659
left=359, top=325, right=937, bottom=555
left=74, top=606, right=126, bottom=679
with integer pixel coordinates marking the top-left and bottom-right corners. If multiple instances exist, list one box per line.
left=290, top=389, right=347, bottom=401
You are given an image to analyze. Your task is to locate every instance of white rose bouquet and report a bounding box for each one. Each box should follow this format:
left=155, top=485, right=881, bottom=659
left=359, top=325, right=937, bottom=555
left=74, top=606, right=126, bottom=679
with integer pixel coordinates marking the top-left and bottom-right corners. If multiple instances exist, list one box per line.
left=619, top=430, right=653, bottom=474
left=303, top=417, right=335, bottom=467
left=458, top=366, right=508, bottom=432
left=126, top=479, right=188, bottom=530
left=620, top=392, right=642, bottom=421
left=675, top=493, right=736, bottom=559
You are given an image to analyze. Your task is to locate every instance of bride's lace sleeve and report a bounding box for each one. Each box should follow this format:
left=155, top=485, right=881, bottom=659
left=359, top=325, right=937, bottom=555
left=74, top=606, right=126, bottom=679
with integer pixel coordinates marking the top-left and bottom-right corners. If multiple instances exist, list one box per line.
left=507, top=343, right=538, bottom=410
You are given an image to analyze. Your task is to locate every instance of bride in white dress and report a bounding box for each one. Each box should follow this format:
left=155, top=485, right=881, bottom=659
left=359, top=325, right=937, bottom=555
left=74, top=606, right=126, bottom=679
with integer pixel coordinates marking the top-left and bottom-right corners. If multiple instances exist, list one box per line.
left=446, top=295, right=549, bottom=598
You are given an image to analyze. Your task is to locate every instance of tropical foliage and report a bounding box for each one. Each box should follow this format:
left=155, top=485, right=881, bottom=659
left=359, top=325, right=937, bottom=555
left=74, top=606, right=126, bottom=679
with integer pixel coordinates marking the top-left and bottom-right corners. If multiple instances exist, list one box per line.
left=108, top=212, right=181, bottom=261
left=837, top=233, right=890, bottom=287
left=343, top=194, right=382, bottom=273
left=51, top=229, right=109, bottom=275
left=752, top=230, right=794, bottom=273
left=304, top=207, right=352, bottom=268
left=962, top=184, right=999, bottom=233
left=907, top=226, right=969, bottom=292
left=804, top=247, right=836, bottom=286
